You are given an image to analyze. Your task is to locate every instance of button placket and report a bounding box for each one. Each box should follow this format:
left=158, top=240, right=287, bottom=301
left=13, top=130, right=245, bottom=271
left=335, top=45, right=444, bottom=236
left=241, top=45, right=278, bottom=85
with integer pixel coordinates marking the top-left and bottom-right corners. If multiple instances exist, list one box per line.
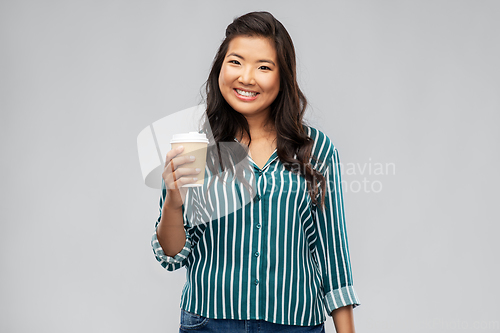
left=252, top=166, right=263, bottom=292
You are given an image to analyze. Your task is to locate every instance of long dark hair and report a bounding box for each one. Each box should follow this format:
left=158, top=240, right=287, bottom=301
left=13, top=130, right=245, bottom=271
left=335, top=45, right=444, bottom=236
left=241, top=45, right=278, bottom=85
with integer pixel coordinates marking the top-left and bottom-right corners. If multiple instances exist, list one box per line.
left=201, top=11, right=326, bottom=208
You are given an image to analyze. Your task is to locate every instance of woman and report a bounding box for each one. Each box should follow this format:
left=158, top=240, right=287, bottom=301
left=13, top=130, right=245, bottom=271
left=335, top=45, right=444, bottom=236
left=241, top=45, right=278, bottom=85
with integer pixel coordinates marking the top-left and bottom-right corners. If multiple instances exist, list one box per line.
left=152, top=11, right=360, bottom=333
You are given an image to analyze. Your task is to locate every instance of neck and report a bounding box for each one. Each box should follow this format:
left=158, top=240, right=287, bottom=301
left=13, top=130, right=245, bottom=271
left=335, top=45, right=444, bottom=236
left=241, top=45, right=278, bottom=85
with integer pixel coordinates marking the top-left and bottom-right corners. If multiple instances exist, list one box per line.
left=237, top=114, right=276, bottom=144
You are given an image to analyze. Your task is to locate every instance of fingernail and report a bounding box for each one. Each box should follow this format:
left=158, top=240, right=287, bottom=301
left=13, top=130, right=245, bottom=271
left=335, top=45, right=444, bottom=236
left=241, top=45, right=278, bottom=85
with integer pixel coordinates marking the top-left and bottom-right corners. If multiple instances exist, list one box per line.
left=178, top=145, right=184, bottom=150
left=195, top=168, right=201, bottom=172
left=190, top=156, right=195, bottom=160
left=193, top=177, right=198, bottom=181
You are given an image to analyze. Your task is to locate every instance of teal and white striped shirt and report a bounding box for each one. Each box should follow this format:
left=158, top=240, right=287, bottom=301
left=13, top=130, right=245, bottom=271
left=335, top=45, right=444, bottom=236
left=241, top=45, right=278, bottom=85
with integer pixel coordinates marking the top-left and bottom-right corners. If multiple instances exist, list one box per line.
left=151, top=126, right=360, bottom=326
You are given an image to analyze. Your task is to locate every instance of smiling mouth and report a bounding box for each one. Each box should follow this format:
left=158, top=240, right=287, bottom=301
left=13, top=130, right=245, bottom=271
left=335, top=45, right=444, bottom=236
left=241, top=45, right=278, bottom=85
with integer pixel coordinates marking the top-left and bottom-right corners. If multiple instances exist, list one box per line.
left=234, top=88, right=259, bottom=97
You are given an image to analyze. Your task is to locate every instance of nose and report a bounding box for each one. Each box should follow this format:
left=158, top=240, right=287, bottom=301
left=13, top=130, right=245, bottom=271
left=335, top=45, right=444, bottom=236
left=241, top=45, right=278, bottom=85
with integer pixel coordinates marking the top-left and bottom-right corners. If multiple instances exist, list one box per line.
left=238, top=67, right=255, bottom=85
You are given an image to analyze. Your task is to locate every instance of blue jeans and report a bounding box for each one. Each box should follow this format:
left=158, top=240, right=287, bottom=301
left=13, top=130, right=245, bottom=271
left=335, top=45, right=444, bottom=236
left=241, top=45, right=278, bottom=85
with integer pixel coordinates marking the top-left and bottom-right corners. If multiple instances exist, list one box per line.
left=179, top=309, right=325, bottom=333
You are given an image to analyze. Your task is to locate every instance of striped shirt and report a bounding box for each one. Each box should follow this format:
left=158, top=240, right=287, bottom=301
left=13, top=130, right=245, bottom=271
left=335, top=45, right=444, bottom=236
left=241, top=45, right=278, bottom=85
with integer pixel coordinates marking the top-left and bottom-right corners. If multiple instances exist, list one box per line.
left=151, top=126, right=360, bottom=326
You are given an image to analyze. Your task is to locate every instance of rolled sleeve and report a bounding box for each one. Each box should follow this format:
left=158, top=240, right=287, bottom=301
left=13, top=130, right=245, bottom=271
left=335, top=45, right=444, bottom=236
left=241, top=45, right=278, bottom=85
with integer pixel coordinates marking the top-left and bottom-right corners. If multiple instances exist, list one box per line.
left=151, top=226, right=192, bottom=271
left=151, top=179, right=197, bottom=272
left=313, top=145, right=361, bottom=315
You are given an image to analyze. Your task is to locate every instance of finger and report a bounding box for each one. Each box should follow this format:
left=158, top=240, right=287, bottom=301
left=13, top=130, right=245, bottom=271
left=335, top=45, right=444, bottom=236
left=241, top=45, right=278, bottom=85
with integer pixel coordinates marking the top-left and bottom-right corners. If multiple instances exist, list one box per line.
left=167, top=174, right=198, bottom=191
left=177, top=176, right=199, bottom=186
left=171, top=159, right=177, bottom=183
left=167, top=155, right=196, bottom=175
left=164, top=145, right=184, bottom=167
left=165, top=168, right=201, bottom=189
left=171, top=154, right=196, bottom=168
left=166, top=167, right=200, bottom=188
left=173, top=167, right=202, bottom=179
left=165, top=149, right=192, bottom=177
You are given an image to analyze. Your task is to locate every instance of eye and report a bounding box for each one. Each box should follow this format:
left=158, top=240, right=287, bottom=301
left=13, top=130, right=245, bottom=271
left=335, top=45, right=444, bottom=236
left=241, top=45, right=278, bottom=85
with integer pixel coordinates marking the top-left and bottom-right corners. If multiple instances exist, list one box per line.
left=229, top=60, right=240, bottom=65
left=259, top=66, right=271, bottom=70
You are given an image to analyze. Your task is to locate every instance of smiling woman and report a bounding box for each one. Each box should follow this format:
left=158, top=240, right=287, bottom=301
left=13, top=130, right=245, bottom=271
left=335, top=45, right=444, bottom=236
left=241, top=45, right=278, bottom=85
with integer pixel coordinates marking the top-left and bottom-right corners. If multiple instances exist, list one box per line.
left=152, top=11, right=360, bottom=333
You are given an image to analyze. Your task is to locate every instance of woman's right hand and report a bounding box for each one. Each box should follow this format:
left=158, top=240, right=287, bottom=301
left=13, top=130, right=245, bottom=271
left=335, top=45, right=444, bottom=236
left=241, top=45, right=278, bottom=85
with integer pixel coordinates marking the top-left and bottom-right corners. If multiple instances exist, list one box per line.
left=162, top=145, right=201, bottom=210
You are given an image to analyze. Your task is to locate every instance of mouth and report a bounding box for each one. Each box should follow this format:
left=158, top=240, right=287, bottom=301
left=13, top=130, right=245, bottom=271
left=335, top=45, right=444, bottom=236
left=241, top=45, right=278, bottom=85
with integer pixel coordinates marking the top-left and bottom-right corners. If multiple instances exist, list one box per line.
left=233, top=88, right=259, bottom=100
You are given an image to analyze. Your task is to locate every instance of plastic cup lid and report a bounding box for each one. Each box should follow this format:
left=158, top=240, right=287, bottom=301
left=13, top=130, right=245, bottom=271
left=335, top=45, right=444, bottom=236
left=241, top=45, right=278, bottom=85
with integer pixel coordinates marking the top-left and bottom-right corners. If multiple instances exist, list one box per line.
left=170, top=132, right=209, bottom=144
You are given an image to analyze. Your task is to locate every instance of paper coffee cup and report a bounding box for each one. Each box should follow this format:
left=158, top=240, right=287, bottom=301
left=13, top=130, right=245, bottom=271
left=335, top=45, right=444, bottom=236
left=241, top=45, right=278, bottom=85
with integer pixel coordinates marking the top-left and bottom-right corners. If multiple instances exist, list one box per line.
left=170, top=132, right=209, bottom=187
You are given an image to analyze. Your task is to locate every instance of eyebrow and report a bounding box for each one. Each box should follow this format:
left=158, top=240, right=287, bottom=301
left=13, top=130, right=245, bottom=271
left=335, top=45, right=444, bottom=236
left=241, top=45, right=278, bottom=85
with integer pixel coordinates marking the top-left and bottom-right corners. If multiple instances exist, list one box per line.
left=226, top=52, right=276, bottom=66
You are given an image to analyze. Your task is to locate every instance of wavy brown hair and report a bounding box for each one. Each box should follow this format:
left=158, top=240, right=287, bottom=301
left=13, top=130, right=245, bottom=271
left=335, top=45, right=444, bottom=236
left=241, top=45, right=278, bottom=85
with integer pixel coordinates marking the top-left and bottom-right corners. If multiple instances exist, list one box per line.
left=201, top=11, right=326, bottom=207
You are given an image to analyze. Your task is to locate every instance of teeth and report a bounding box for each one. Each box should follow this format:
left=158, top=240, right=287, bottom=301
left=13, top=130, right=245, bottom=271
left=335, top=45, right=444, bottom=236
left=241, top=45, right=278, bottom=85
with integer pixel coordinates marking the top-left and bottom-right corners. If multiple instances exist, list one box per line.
left=236, top=89, right=258, bottom=97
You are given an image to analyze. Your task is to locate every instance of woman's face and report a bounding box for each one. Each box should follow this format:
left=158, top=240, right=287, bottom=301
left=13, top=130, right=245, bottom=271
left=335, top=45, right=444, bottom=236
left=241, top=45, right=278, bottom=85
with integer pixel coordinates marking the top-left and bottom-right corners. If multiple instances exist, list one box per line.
left=218, top=35, right=280, bottom=121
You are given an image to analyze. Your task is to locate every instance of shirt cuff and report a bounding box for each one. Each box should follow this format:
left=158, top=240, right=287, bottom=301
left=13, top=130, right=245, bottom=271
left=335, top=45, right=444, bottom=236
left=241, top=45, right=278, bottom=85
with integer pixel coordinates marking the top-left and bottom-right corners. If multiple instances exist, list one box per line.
left=324, top=285, right=361, bottom=316
left=151, top=228, right=192, bottom=266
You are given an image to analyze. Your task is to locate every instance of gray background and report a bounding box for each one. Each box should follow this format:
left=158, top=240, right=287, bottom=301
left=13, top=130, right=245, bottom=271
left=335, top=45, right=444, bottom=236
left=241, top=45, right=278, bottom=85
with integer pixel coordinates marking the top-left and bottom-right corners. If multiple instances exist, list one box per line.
left=1, top=0, right=499, bottom=332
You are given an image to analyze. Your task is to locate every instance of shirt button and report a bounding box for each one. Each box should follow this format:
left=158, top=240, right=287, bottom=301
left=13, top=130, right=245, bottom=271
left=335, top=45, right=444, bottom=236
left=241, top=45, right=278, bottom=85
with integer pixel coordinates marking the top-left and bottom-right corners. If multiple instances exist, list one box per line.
left=254, top=279, right=259, bottom=285
left=254, top=194, right=261, bottom=202
left=256, top=224, right=261, bottom=229
left=254, top=251, right=260, bottom=257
